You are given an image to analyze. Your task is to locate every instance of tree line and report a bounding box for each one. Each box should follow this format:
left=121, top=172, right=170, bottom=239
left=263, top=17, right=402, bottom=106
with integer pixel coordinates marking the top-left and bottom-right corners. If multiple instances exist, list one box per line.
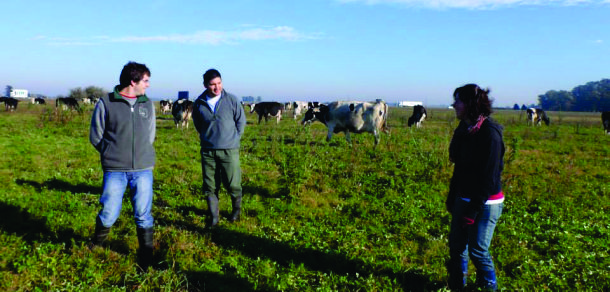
left=537, top=78, right=610, bottom=112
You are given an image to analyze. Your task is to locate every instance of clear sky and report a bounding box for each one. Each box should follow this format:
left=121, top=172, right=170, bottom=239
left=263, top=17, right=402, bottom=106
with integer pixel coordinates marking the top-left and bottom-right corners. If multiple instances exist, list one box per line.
left=1, top=0, right=609, bottom=107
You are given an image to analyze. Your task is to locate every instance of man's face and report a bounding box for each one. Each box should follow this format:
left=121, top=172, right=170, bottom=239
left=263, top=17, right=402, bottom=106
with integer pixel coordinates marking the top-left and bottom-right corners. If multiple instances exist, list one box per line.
left=133, top=74, right=150, bottom=96
left=205, top=77, right=223, bottom=97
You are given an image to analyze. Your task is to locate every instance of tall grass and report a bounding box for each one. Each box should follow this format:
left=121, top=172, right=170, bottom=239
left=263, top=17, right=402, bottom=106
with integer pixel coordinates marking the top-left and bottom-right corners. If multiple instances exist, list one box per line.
left=0, top=103, right=608, bottom=291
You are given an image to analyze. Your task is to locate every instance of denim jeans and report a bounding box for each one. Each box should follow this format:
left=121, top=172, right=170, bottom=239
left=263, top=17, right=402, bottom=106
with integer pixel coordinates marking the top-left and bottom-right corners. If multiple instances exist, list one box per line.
left=97, top=170, right=154, bottom=229
left=448, top=197, right=503, bottom=289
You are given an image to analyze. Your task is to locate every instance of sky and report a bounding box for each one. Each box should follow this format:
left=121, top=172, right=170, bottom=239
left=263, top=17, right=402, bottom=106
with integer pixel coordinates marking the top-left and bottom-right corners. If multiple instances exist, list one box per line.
left=1, top=0, right=609, bottom=107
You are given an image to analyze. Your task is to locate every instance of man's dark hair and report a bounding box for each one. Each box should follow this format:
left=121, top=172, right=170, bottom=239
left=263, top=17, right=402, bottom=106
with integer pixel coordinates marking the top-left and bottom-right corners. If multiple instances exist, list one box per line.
left=453, top=84, right=493, bottom=121
left=119, top=61, right=151, bottom=89
left=203, top=69, right=222, bottom=86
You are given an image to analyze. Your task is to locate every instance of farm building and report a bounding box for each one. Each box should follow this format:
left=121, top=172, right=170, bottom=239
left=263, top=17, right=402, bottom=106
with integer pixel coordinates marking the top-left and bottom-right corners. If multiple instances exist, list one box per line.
left=9, top=89, right=28, bottom=99
left=397, top=101, right=423, bottom=107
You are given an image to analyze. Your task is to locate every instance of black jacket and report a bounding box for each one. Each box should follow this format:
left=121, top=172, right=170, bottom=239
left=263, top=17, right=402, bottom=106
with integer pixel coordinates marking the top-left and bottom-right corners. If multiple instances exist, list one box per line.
left=447, top=118, right=505, bottom=218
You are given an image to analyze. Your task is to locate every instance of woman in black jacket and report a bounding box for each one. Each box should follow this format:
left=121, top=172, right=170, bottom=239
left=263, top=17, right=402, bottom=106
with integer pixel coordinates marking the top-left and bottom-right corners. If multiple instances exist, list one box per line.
left=447, top=84, right=505, bottom=291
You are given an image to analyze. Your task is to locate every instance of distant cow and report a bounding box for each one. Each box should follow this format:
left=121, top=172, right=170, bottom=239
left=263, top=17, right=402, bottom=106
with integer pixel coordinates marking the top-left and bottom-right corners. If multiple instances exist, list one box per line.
left=292, top=101, right=309, bottom=120
left=301, top=100, right=389, bottom=146
left=172, top=99, right=194, bottom=128
left=602, top=111, right=610, bottom=135
left=160, top=99, right=172, bottom=115
left=34, top=97, right=46, bottom=104
left=526, top=108, right=550, bottom=126
left=284, top=102, right=292, bottom=111
left=407, top=105, right=427, bottom=128
left=2, top=97, right=19, bottom=111
left=249, top=102, right=283, bottom=124
left=56, top=97, right=80, bottom=111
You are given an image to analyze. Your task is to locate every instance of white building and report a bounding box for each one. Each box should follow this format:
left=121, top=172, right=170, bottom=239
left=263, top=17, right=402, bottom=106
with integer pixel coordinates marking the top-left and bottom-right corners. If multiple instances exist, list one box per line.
left=10, top=89, right=29, bottom=99
left=397, top=101, right=423, bottom=107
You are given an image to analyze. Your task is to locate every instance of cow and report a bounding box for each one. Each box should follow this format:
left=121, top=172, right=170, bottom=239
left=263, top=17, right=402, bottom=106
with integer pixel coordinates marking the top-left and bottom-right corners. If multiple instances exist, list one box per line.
left=56, top=97, right=80, bottom=111
left=602, top=111, right=610, bottom=135
left=407, top=105, right=427, bottom=128
left=249, top=102, right=283, bottom=124
left=160, top=99, right=172, bottom=115
left=284, top=102, right=292, bottom=111
left=292, top=101, right=309, bottom=120
left=301, top=100, right=389, bottom=146
left=2, top=97, right=19, bottom=111
left=308, top=102, right=322, bottom=109
left=526, top=108, right=550, bottom=126
left=172, top=99, right=193, bottom=129
left=34, top=97, right=46, bottom=104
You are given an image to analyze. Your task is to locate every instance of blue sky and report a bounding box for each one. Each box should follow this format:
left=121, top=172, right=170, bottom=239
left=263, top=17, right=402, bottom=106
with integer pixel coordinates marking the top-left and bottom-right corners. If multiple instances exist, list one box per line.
left=1, top=0, right=609, bottom=107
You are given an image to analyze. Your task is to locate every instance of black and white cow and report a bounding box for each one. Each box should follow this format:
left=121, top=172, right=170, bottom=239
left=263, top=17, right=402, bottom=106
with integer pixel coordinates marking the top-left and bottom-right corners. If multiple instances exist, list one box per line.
left=160, top=99, right=172, bottom=115
left=56, top=97, right=80, bottom=111
left=2, top=97, right=19, bottom=111
left=292, top=101, right=309, bottom=120
left=249, top=102, right=283, bottom=124
left=526, top=108, right=550, bottom=126
left=172, top=99, right=194, bottom=129
left=301, top=100, right=389, bottom=146
left=602, top=111, right=610, bottom=135
left=34, top=97, right=46, bottom=104
left=407, top=105, right=427, bottom=128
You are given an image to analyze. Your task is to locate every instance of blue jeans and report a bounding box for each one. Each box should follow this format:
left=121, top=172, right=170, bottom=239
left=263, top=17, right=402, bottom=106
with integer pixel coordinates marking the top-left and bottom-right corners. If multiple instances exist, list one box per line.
left=448, top=198, right=503, bottom=289
left=97, top=170, right=154, bottom=229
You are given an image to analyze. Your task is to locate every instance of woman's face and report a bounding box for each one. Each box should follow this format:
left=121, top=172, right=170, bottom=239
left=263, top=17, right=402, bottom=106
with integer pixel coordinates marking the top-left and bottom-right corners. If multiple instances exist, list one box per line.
left=453, top=93, right=466, bottom=120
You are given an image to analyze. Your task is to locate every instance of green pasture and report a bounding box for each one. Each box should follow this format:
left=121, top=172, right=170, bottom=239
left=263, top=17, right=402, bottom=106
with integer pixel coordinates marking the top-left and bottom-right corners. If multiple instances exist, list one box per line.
left=0, top=102, right=608, bottom=291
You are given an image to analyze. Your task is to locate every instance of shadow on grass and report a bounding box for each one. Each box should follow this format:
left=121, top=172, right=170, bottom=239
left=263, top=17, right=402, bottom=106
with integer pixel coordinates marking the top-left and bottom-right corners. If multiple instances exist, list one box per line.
left=16, top=178, right=99, bottom=195
left=0, top=201, right=86, bottom=248
left=157, top=214, right=444, bottom=291
left=183, top=270, right=261, bottom=292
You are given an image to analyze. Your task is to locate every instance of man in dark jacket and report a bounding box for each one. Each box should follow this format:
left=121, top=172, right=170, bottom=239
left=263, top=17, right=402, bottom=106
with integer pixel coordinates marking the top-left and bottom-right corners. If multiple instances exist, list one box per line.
left=192, top=69, right=246, bottom=227
left=89, top=61, right=156, bottom=270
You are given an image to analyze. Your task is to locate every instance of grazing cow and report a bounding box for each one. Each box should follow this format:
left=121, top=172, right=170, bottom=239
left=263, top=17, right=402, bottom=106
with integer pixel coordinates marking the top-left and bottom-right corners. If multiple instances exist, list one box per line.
left=2, top=97, right=19, bottom=111
left=602, top=111, right=610, bottom=135
left=301, top=100, right=389, bottom=146
left=249, top=102, right=283, bottom=124
left=284, top=102, right=293, bottom=111
left=292, top=101, right=309, bottom=120
left=172, top=99, right=194, bottom=128
left=34, top=97, right=46, bottom=104
left=407, top=105, right=427, bottom=128
left=160, top=99, right=172, bottom=115
left=526, top=108, right=550, bottom=126
left=56, top=97, right=80, bottom=111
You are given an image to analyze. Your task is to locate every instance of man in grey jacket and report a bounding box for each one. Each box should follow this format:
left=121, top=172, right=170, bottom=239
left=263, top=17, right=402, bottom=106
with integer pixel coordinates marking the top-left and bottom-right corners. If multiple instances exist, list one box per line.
left=89, top=61, right=156, bottom=270
left=192, top=69, right=246, bottom=227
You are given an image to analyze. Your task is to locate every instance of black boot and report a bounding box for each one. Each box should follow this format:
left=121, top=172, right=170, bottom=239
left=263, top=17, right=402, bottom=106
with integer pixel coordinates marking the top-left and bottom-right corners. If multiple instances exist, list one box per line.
left=207, top=195, right=220, bottom=227
left=137, top=227, right=154, bottom=270
left=229, top=195, right=242, bottom=222
left=90, top=218, right=111, bottom=249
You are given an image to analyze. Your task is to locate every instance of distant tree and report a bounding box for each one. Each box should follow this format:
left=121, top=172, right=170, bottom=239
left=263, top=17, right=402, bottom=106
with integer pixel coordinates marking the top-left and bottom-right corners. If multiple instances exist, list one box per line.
left=256, top=96, right=262, bottom=102
left=69, top=87, right=87, bottom=100
left=85, top=86, right=106, bottom=101
left=538, top=90, right=573, bottom=111
left=521, top=104, right=528, bottom=110
left=513, top=103, right=520, bottom=110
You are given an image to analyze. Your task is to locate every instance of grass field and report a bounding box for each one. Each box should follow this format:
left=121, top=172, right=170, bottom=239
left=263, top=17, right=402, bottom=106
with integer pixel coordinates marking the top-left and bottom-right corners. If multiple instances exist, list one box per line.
left=0, top=102, right=608, bottom=291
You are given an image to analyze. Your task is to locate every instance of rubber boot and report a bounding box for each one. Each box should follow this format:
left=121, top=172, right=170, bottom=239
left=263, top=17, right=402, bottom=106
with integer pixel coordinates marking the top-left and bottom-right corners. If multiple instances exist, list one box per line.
left=477, top=269, right=498, bottom=291
left=229, top=195, right=242, bottom=222
left=207, top=195, right=220, bottom=227
left=448, top=258, right=468, bottom=291
left=137, top=227, right=154, bottom=270
left=90, top=218, right=111, bottom=249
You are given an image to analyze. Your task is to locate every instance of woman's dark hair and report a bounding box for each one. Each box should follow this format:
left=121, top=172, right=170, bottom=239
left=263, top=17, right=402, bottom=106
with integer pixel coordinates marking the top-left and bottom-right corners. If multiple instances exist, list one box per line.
left=203, top=69, right=221, bottom=86
left=119, top=61, right=150, bottom=89
left=453, top=84, right=493, bottom=120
